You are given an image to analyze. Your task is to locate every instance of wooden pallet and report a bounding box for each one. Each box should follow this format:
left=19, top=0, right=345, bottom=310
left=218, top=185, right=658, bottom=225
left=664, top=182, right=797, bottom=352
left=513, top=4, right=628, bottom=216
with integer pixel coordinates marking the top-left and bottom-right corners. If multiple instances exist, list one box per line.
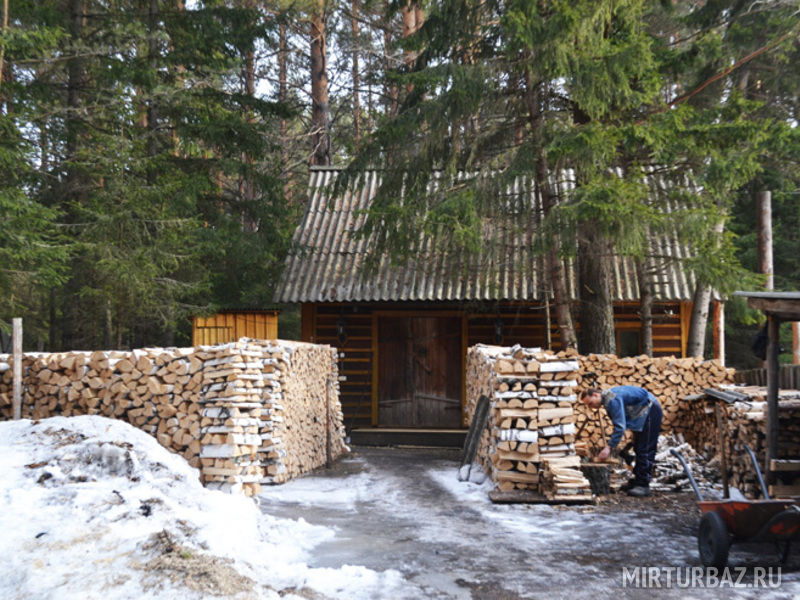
left=488, top=489, right=596, bottom=505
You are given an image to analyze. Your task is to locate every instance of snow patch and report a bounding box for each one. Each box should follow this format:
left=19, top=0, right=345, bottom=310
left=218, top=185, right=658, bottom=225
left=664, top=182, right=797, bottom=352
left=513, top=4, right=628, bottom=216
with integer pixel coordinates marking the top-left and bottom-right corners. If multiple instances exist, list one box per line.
left=0, top=416, right=409, bottom=600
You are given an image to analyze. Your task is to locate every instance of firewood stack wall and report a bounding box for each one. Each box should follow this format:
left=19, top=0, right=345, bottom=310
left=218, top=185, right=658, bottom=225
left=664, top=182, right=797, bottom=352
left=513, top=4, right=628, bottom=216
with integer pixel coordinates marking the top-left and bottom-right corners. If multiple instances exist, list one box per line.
left=262, top=340, right=347, bottom=484
left=678, top=388, right=800, bottom=499
left=573, top=354, right=734, bottom=455
left=0, top=338, right=346, bottom=496
left=466, top=344, right=593, bottom=499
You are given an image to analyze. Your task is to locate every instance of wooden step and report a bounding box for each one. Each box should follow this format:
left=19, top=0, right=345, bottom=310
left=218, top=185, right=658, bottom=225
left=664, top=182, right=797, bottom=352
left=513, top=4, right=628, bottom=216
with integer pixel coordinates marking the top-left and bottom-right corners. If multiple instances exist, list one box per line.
left=770, top=459, right=800, bottom=472
left=489, top=489, right=596, bottom=505
left=349, top=428, right=467, bottom=448
left=769, top=484, right=800, bottom=498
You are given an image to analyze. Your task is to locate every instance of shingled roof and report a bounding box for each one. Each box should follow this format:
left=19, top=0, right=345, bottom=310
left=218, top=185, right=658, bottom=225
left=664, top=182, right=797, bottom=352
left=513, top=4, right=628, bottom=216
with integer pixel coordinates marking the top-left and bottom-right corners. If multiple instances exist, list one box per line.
left=274, top=167, right=696, bottom=304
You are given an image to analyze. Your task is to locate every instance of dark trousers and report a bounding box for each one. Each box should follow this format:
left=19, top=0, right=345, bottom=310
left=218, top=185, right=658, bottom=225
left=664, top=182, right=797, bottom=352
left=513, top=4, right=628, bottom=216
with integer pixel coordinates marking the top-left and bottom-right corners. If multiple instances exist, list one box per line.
left=632, top=400, right=663, bottom=486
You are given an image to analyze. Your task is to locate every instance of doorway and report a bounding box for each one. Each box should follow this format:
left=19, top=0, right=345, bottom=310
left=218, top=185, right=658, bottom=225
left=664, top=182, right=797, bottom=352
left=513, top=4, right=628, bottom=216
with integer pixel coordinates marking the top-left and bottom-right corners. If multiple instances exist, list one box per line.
left=377, top=315, right=463, bottom=428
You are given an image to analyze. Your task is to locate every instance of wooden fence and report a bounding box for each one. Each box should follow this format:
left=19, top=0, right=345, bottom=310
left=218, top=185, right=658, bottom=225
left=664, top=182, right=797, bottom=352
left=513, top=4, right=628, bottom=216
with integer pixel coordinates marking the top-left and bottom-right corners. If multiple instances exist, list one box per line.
left=734, top=365, right=800, bottom=389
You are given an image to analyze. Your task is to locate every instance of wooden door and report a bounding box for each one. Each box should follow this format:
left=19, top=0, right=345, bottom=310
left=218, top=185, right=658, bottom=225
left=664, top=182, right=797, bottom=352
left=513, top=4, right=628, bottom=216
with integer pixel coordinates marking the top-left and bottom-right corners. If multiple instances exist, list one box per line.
left=377, top=315, right=462, bottom=427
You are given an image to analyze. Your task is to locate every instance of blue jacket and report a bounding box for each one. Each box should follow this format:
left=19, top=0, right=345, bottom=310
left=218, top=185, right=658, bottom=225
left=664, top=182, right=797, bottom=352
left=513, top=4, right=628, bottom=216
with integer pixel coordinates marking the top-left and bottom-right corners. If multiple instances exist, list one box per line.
left=601, top=386, right=658, bottom=448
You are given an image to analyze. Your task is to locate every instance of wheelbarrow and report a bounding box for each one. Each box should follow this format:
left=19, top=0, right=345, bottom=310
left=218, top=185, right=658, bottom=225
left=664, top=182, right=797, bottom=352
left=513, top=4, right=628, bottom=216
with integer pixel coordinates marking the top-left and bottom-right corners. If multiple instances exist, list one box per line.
left=671, top=446, right=800, bottom=568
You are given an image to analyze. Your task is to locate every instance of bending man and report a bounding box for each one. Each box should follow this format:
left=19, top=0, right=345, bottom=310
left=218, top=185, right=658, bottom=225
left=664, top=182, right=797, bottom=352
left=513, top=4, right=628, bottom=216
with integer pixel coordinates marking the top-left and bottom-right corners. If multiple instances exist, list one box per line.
left=580, top=385, right=663, bottom=497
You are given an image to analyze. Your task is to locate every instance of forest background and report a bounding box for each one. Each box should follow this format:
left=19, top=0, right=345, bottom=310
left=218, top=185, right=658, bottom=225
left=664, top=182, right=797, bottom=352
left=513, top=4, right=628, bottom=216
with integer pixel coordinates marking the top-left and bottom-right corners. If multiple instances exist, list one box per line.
left=1, top=0, right=798, bottom=369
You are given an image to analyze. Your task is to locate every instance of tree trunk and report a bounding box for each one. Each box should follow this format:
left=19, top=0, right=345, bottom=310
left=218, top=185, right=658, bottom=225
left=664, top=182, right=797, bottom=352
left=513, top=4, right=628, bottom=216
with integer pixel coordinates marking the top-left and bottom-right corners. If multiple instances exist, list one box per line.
left=523, top=75, right=577, bottom=349
left=686, top=218, right=725, bottom=357
left=0, top=0, right=8, bottom=98
left=310, top=1, right=330, bottom=166
left=383, top=3, right=398, bottom=117
left=577, top=225, right=616, bottom=354
left=757, top=190, right=773, bottom=290
left=536, top=155, right=577, bottom=350
left=239, top=0, right=256, bottom=224
left=636, top=258, right=653, bottom=357
left=104, top=301, right=113, bottom=349
left=146, top=0, right=160, bottom=174
left=548, top=245, right=577, bottom=350
left=402, top=2, right=423, bottom=97
left=351, top=0, right=361, bottom=146
left=59, top=0, right=87, bottom=351
left=687, top=282, right=712, bottom=358
left=401, top=1, right=417, bottom=62
left=66, top=0, right=85, bottom=201
left=278, top=21, right=290, bottom=189
left=414, top=4, right=423, bottom=32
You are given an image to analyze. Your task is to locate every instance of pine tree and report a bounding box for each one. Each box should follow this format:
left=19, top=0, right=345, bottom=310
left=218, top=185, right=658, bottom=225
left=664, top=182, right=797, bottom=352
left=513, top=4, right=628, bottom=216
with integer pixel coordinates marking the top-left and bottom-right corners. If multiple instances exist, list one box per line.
left=4, top=0, right=292, bottom=349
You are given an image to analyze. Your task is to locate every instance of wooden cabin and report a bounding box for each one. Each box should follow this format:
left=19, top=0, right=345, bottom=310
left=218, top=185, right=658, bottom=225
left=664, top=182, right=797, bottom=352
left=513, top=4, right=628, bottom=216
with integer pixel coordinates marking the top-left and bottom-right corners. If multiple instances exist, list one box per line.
left=275, top=167, right=714, bottom=433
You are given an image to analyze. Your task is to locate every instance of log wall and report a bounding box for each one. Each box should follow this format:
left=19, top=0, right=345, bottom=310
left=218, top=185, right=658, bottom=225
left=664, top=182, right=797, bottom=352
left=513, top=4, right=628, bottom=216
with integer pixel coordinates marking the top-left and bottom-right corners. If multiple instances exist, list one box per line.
left=0, top=338, right=346, bottom=495
left=308, top=300, right=687, bottom=430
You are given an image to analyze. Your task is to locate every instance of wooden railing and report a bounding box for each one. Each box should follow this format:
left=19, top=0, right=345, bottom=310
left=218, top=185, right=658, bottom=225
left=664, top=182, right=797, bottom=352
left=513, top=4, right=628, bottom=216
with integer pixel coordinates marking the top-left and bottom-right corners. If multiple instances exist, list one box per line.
left=734, top=364, right=800, bottom=389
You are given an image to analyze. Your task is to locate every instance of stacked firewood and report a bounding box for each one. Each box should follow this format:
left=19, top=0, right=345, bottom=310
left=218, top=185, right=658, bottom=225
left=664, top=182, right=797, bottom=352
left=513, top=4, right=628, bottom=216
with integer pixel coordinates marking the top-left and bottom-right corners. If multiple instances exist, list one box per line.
left=540, top=455, right=593, bottom=500
left=660, top=386, right=800, bottom=498
left=197, top=341, right=268, bottom=496
left=261, top=341, right=346, bottom=484
left=466, top=344, right=591, bottom=496
left=0, top=348, right=205, bottom=465
left=574, top=354, right=734, bottom=455
left=716, top=388, right=800, bottom=499
left=0, top=338, right=347, bottom=496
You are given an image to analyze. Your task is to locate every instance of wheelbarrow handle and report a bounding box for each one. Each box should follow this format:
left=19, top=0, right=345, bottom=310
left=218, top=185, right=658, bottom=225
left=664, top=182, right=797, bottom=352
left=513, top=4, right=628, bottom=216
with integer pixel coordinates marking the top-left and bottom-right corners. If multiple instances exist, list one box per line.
left=670, top=448, right=704, bottom=501
left=743, top=443, right=770, bottom=500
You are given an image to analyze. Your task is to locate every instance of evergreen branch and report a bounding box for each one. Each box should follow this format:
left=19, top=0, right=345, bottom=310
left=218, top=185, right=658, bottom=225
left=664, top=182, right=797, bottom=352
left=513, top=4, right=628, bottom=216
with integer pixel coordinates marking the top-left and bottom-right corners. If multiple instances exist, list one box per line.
left=662, top=25, right=799, bottom=112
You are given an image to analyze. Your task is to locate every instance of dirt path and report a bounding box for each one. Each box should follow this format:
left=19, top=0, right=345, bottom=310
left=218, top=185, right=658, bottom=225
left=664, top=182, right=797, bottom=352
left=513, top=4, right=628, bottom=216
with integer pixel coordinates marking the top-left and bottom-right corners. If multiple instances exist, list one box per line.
left=258, top=447, right=800, bottom=600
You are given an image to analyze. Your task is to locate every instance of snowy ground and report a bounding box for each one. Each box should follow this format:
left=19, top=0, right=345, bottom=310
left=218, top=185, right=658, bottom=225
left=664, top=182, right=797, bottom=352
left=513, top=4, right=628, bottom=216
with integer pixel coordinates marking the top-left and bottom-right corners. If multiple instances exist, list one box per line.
left=259, top=447, right=800, bottom=600
left=3, top=417, right=800, bottom=600
left=0, top=416, right=407, bottom=600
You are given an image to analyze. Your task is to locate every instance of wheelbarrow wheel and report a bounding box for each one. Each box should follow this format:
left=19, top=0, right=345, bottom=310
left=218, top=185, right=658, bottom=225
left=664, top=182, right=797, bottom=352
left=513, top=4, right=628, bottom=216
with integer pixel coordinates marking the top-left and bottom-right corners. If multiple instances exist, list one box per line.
left=698, top=512, right=730, bottom=569
left=777, top=541, right=791, bottom=565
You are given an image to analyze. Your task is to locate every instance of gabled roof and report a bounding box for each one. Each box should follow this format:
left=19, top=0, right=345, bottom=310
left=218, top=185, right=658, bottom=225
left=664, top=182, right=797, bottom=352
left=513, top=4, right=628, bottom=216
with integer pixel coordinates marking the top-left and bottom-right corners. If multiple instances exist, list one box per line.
left=274, top=167, right=696, bottom=304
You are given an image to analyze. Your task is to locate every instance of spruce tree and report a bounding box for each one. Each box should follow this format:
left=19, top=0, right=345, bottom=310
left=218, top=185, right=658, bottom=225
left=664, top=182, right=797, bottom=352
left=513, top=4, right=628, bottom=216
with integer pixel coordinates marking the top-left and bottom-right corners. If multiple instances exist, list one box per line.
left=341, top=0, right=789, bottom=355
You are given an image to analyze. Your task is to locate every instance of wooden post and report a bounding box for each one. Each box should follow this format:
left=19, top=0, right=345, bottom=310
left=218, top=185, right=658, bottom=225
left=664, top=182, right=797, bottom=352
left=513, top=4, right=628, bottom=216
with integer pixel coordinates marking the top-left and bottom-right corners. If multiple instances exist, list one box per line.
left=679, top=301, right=691, bottom=358
left=461, top=312, right=468, bottom=427
left=371, top=313, right=378, bottom=426
left=793, top=322, right=800, bottom=366
left=715, top=402, right=729, bottom=499
left=757, top=190, right=774, bottom=291
left=12, top=317, right=22, bottom=420
left=766, top=314, right=780, bottom=484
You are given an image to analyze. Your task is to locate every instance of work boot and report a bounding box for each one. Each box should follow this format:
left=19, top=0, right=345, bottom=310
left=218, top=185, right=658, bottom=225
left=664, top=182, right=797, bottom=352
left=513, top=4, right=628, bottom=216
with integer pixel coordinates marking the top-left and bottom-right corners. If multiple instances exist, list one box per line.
left=627, top=485, right=651, bottom=497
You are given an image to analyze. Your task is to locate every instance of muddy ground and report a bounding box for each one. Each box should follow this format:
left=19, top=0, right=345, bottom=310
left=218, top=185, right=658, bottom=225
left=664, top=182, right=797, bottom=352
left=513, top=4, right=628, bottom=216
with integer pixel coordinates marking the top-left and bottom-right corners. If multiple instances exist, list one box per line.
left=258, top=447, right=800, bottom=600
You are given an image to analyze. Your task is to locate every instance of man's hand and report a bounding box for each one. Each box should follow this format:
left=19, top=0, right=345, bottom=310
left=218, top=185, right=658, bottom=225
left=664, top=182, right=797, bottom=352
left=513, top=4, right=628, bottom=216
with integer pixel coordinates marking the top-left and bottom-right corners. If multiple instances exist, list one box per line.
left=596, top=445, right=611, bottom=461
